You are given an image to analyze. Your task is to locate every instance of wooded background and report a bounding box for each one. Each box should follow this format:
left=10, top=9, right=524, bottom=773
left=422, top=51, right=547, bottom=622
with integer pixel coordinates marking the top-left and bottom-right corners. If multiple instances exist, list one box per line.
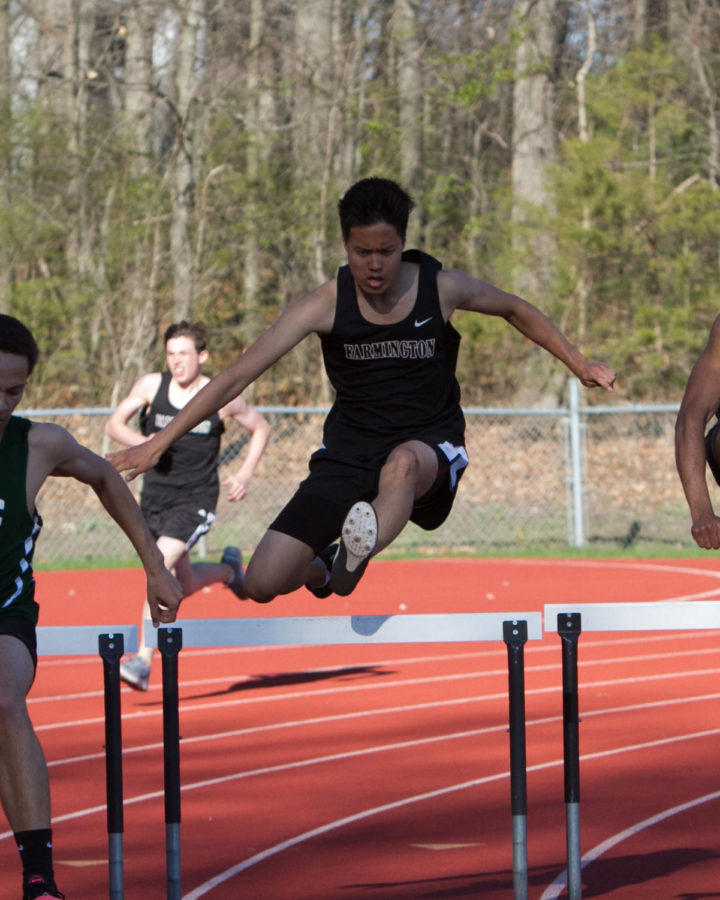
left=1, top=0, right=719, bottom=409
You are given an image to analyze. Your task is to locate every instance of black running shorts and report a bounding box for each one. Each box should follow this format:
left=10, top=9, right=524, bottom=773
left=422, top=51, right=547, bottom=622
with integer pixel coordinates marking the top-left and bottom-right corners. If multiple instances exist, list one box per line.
left=270, top=440, right=468, bottom=555
left=140, top=498, right=216, bottom=549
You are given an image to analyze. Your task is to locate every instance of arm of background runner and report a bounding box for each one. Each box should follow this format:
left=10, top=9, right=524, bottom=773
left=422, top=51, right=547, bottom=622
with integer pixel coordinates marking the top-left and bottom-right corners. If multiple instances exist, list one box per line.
left=219, top=396, right=271, bottom=502
left=439, top=269, right=616, bottom=392
left=30, top=422, right=182, bottom=625
left=105, top=372, right=162, bottom=447
left=108, top=282, right=336, bottom=482
left=675, top=314, right=720, bottom=549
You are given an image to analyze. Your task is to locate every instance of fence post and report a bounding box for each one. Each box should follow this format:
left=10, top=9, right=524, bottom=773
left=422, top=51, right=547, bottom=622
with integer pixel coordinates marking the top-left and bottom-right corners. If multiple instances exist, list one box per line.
left=568, top=377, right=585, bottom=548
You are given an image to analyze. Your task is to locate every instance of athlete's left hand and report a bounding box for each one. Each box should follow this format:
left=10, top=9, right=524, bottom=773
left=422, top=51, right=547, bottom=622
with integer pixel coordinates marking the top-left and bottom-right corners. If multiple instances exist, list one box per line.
left=222, top=473, right=251, bottom=502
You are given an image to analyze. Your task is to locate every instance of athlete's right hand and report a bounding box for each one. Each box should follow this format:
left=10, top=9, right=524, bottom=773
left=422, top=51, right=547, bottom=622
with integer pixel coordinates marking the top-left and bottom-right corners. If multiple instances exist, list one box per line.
left=107, top=439, right=162, bottom=481
left=690, top=511, right=720, bottom=549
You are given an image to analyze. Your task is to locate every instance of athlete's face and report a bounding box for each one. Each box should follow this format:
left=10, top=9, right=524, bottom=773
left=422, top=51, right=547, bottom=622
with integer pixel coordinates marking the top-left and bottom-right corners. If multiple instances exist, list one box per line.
left=165, top=336, right=207, bottom=388
left=0, top=351, right=29, bottom=434
left=344, top=222, right=404, bottom=299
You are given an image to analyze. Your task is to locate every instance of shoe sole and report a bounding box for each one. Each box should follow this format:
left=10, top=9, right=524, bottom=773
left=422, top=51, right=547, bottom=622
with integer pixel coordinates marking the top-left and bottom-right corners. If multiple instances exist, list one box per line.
left=331, top=502, right=377, bottom=596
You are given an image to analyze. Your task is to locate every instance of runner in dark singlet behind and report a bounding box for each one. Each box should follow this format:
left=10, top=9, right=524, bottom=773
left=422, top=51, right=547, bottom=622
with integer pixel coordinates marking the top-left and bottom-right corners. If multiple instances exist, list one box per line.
left=109, top=177, right=616, bottom=603
left=105, top=321, right=270, bottom=689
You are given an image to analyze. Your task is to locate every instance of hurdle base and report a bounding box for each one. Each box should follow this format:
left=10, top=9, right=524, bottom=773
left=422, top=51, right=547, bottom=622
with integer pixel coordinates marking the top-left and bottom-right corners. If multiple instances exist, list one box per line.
left=512, top=814, right=528, bottom=900
left=108, top=832, right=124, bottom=900
left=166, top=822, right=181, bottom=900
left=565, top=801, right=582, bottom=899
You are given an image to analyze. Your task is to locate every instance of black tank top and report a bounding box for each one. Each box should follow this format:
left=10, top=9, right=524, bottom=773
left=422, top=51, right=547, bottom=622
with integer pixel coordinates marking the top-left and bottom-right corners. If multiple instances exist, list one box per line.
left=140, top=371, right=224, bottom=501
left=320, top=249, right=465, bottom=456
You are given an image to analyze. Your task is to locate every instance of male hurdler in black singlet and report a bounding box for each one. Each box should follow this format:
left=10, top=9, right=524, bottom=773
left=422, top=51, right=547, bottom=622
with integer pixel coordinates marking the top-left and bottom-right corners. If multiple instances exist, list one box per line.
left=108, top=177, right=616, bottom=604
left=270, top=248, right=469, bottom=565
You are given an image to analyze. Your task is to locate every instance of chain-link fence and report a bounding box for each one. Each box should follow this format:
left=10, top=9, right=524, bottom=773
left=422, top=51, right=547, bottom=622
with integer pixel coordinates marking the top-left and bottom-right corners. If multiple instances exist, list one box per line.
left=19, top=380, right=689, bottom=567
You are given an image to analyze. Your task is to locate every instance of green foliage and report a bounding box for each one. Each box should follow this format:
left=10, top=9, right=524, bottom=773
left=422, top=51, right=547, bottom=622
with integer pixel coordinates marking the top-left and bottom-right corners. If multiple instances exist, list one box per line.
left=546, top=37, right=720, bottom=399
left=3, top=15, right=719, bottom=407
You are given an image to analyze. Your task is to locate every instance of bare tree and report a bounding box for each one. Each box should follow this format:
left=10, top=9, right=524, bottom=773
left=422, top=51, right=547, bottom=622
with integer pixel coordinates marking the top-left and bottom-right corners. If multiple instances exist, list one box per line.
left=511, top=0, right=561, bottom=302
left=169, top=0, right=206, bottom=322
left=394, top=0, right=423, bottom=200
left=123, top=0, right=155, bottom=171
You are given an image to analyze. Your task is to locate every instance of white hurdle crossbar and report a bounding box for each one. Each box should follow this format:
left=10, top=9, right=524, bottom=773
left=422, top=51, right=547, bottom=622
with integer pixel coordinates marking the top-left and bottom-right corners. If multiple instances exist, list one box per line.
left=543, top=601, right=720, bottom=900
left=544, top=600, right=720, bottom=633
left=145, top=612, right=543, bottom=648
left=150, top=612, right=543, bottom=900
left=36, top=625, right=137, bottom=900
left=37, top=624, right=138, bottom=656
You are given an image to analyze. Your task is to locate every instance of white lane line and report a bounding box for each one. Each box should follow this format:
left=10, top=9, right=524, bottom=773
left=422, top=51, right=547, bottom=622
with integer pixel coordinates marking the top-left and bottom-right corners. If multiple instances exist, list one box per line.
left=27, top=630, right=720, bottom=706
left=539, top=789, right=720, bottom=899
left=32, top=651, right=720, bottom=736
left=179, top=727, right=720, bottom=898
left=39, top=688, right=720, bottom=770
left=506, top=558, right=720, bottom=580
left=1, top=695, right=712, bottom=840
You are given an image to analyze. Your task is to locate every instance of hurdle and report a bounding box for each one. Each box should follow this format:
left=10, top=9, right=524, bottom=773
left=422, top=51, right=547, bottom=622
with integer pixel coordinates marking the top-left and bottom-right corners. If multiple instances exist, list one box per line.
left=543, top=600, right=720, bottom=900
left=147, top=612, right=543, bottom=900
left=36, top=625, right=138, bottom=900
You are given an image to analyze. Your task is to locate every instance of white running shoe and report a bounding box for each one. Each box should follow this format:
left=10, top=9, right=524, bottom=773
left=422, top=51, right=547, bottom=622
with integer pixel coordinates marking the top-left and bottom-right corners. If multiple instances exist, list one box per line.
left=119, top=654, right=151, bottom=692
left=330, top=501, right=378, bottom=596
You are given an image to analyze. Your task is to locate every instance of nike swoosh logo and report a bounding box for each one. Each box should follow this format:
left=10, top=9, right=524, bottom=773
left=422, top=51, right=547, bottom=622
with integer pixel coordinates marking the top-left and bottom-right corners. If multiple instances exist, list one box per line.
left=414, top=317, right=432, bottom=327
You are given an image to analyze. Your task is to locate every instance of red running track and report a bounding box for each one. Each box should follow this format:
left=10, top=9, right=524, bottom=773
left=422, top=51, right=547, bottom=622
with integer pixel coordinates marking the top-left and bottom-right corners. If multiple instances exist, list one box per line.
left=2, top=558, right=720, bottom=899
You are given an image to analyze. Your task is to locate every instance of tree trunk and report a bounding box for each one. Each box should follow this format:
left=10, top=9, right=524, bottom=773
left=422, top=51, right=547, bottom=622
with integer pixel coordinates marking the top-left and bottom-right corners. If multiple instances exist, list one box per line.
left=511, top=0, right=560, bottom=301
left=394, top=0, right=423, bottom=215
left=511, top=0, right=563, bottom=404
left=123, top=0, right=155, bottom=173
left=170, top=0, right=206, bottom=323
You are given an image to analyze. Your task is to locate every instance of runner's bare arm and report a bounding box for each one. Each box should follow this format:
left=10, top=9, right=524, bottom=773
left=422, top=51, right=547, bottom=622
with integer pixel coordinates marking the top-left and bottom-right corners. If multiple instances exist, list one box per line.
left=676, top=315, right=720, bottom=549
left=105, top=373, right=162, bottom=447
left=439, top=269, right=616, bottom=391
left=30, top=423, right=182, bottom=624
left=219, top=397, right=271, bottom=501
left=108, top=284, right=335, bottom=481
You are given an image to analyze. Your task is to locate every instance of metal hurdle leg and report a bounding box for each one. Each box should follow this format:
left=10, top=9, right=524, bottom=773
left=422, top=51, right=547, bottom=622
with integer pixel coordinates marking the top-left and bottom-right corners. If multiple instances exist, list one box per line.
left=159, top=627, right=183, bottom=900
left=558, top=612, right=582, bottom=900
left=503, top=619, right=529, bottom=900
left=98, top=633, right=125, bottom=900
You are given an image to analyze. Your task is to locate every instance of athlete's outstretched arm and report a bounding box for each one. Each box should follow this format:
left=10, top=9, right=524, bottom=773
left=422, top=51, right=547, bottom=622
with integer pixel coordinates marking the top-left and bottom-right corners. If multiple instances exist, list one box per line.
left=29, top=423, right=182, bottom=624
left=108, top=283, right=336, bottom=481
left=440, top=269, right=616, bottom=391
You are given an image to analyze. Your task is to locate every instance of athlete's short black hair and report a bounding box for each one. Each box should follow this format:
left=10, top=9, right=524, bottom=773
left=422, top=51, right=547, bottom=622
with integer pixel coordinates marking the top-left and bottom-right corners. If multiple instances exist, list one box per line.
left=0, top=314, right=40, bottom=374
left=163, top=320, right=208, bottom=353
left=338, top=177, right=415, bottom=242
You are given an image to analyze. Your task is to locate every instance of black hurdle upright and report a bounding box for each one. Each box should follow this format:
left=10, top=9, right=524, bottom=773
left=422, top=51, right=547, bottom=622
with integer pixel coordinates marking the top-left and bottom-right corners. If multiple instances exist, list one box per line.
left=159, top=627, right=183, bottom=900
left=557, top=612, right=582, bottom=900
left=98, top=632, right=125, bottom=900
left=503, top=619, right=529, bottom=900
left=156, top=615, right=536, bottom=900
